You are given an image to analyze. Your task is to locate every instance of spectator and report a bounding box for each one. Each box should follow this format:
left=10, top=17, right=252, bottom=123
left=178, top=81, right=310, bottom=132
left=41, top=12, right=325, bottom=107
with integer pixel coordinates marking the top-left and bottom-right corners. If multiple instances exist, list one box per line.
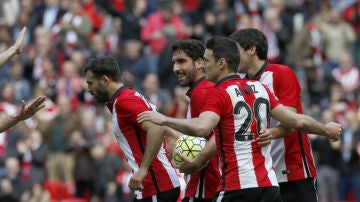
left=140, top=73, right=173, bottom=115
left=7, top=61, right=32, bottom=104
left=89, top=141, right=122, bottom=202
left=1, top=157, right=27, bottom=201
left=311, top=109, right=341, bottom=202
left=140, top=0, right=188, bottom=73
left=28, top=0, right=66, bottom=38
left=320, top=8, right=356, bottom=72
left=331, top=51, right=360, bottom=96
left=20, top=182, right=51, bottom=202
left=120, top=0, right=148, bottom=41
left=38, top=95, right=81, bottom=196
left=338, top=110, right=360, bottom=201
left=54, top=0, right=92, bottom=57
left=23, top=129, right=49, bottom=185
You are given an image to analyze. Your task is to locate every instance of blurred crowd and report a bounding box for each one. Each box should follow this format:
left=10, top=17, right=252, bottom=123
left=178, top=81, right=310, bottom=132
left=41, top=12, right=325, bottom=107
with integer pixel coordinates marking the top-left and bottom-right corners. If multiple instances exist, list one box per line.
left=0, top=0, right=359, bottom=201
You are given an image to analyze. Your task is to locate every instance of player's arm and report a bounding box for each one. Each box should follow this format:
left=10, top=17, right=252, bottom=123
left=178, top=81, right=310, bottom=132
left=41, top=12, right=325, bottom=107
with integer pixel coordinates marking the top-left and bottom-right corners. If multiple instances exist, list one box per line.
left=176, top=135, right=216, bottom=174
left=270, top=104, right=343, bottom=141
left=0, top=96, right=46, bottom=133
left=0, top=27, right=26, bottom=67
left=128, top=120, right=167, bottom=191
left=137, top=110, right=220, bottom=137
left=163, top=127, right=182, bottom=158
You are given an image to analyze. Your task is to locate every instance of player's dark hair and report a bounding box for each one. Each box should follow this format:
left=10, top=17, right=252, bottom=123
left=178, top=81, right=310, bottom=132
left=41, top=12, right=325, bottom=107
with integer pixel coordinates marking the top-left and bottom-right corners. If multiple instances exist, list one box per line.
left=229, top=28, right=268, bottom=60
left=170, top=39, right=205, bottom=61
left=83, top=56, right=122, bottom=82
left=205, top=36, right=240, bottom=73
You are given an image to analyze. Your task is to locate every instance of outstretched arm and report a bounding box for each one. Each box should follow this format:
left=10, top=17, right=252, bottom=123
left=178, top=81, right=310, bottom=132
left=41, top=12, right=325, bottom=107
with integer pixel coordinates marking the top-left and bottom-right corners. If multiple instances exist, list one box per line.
left=0, top=27, right=26, bottom=67
left=128, top=121, right=167, bottom=192
left=270, top=104, right=343, bottom=141
left=0, top=96, right=46, bottom=132
left=137, top=110, right=220, bottom=137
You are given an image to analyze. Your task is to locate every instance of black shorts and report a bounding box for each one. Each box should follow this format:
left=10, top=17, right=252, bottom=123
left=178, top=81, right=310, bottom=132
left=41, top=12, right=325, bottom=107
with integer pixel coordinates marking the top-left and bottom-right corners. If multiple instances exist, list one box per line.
left=182, top=197, right=213, bottom=202
left=279, top=178, right=317, bottom=202
left=213, top=186, right=282, bottom=202
left=133, top=187, right=180, bottom=202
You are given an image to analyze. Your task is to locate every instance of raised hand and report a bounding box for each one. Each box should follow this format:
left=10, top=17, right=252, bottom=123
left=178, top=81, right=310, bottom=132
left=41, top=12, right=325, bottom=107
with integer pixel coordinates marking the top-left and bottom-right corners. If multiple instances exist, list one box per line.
left=16, top=96, right=46, bottom=121
left=12, top=27, right=27, bottom=55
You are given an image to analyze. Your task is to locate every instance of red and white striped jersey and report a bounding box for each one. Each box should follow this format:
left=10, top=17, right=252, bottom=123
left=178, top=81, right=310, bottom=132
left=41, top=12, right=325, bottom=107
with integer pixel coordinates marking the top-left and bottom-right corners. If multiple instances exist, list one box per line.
left=203, top=75, right=279, bottom=192
left=106, top=86, right=180, bottom=199
left=249, top=62, right=317, bottom=183
left=185, top=77, right=221, bottom=199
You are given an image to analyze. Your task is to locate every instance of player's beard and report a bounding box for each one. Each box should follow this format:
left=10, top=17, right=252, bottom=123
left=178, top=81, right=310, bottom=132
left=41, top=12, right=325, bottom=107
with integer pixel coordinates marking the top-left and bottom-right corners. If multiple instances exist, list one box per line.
left=93, top=89, right=110, bottom=103
left=178, top=65, right=197, bottom=87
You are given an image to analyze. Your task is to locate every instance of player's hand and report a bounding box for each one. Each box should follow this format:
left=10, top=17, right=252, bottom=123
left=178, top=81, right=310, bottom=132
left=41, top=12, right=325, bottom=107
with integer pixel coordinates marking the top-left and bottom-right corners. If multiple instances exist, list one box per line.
left=137, top=111, right=167, bottom=126
left=174, top=150, right=206, bottom=174
left=128, top=167, right=147, bottom=192
left=12, top=27, right=26, bottom=55
left=325, top=122, right=343, bottom=142
left=16, top=96, right=46, bottom=121
left=258, top=128, right=272, bottom=147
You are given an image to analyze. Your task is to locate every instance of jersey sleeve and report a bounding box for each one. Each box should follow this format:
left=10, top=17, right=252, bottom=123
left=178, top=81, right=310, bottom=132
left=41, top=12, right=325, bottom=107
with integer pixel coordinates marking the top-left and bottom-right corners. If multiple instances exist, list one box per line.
left=273, top=66, right=301, bottom=107
left=202, top=88, right=224, bottom=116
left=190, top=87, right=209, bottom=117
left=115, top=95, right=152, bottom=126
left=263, top=85, right=280, bottom=110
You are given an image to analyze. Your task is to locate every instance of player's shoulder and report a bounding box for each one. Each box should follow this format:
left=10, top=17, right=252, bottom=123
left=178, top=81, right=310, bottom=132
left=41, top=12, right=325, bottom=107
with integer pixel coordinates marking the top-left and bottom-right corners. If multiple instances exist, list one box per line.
left=266, top=64, right=294, bottom=73
left=267, top=63, right=295, bottom=75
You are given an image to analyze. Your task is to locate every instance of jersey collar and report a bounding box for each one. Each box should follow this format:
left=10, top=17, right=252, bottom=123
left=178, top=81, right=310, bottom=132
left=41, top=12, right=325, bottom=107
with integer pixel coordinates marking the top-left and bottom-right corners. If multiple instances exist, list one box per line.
left=186, top=76, right=206, bottom=97
left=246, top=61, right=269, bottom=80
left=215, top=74, right=240, bottom=87
left=108, top=85, right=128, bottom=103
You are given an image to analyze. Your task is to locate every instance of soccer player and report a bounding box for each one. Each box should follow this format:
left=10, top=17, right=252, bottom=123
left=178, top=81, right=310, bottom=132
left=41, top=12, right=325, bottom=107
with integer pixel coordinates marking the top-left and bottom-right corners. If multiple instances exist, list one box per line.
left=84, top=56, right=180, bottom=201
left=0, top=26, right=46, bottom=132
left=170, top=39, right=220, bottom=202
left=137, top=36, right=343, bottom=202
left=229, top=28, right=321, bottom=202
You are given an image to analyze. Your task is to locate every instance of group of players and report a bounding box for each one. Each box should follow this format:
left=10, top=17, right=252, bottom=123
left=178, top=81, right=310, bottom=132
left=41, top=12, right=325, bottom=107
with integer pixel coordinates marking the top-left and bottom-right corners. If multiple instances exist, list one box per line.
left=84, top=28, right=343, bottom=202
left=0, top=25, right=343, bottom=202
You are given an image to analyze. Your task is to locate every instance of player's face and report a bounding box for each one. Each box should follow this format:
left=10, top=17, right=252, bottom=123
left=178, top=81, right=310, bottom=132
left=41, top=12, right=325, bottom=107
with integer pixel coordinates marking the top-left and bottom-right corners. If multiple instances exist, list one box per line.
left=237, top=45, right=251, bottom=74
left=203, top=49, right=218, bottom=82
left=85, top=71, right=110, bottom=103
left=172, top=50, right=197, bottom=87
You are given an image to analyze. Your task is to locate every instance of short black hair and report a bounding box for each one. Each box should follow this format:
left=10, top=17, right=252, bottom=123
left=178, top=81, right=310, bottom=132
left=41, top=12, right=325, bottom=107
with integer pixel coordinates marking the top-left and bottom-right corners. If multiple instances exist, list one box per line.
left=205, top=36, right=240, bottom=73
left=83, top=56, right=121, bottom=82
left=170, top=39, right=205, bottom=61
left=229, top=28, right=268, bottom=60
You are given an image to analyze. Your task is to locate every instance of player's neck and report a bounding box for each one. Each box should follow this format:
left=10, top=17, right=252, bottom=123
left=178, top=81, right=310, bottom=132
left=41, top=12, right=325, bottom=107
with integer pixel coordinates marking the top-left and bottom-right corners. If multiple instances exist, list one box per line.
left=247, top=60, right=266, bottom=79
left=108, top=82, right=124, bottom=97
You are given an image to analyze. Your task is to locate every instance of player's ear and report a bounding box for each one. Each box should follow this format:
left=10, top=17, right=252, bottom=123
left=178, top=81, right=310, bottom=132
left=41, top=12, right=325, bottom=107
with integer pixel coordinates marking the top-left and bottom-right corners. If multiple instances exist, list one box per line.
left=195, top=58, right=204, bottom=70
left=218, top=58, right=226, bottom=70
left=248, top=46, right=256, bottom=55
left=101, top=75, right=110, bottom=86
